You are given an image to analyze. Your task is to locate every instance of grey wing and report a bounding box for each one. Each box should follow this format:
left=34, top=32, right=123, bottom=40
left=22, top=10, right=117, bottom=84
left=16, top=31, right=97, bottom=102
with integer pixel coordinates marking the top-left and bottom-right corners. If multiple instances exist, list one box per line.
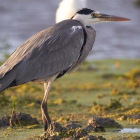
left=0, top=20, right=85, bottom=87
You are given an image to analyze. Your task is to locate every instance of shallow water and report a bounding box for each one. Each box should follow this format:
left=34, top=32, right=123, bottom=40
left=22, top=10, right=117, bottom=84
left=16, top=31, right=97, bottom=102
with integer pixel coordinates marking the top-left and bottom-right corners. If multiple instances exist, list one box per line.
left=120, top=128, right=140, bottom=133
left=0, top=0, right=140, bottom=60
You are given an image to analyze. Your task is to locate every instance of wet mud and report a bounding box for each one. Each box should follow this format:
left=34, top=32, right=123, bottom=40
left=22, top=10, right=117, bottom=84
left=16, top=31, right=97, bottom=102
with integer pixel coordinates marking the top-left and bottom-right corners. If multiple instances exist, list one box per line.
left=0, top=112, right=38, bottom=128
left=39, top=117, right=121, bottom=140
left=41, top=122, right=106, bottom=140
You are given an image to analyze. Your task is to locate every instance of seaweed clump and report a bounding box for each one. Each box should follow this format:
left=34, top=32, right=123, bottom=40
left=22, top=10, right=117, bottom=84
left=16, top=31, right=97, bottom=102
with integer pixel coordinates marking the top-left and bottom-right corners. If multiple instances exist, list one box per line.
left=90, top=98, right=122, bottom=114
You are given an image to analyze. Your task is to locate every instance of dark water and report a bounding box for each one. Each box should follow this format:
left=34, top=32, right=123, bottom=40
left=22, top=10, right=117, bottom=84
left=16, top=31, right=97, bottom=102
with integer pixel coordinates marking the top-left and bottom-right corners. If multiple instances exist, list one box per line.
left=0, top=0, right=140, bottom=60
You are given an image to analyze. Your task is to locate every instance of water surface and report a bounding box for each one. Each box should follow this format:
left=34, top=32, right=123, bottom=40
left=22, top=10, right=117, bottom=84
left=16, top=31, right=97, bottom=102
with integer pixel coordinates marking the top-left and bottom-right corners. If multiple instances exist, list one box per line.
left=120, top=128, right=140, bottom=133
left=0, top=0, right=140, bottom=60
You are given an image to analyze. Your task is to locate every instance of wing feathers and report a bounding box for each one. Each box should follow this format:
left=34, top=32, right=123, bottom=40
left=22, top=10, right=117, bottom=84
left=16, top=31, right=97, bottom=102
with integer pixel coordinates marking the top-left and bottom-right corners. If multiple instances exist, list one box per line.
left=0, top=68, right=16, bottom=92
left=0, top=20, right=85, bottom=86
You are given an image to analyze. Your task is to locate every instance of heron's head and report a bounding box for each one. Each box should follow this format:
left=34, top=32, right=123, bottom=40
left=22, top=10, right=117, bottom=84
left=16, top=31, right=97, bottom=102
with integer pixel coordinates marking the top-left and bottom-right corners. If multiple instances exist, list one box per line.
left=72, top=8, right=130, bottom=26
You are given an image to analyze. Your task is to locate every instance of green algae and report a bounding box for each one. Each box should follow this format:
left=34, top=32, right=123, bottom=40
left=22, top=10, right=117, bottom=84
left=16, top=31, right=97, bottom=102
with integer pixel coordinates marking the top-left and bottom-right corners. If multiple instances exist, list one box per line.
left=0, top=59, right=140, bottom=139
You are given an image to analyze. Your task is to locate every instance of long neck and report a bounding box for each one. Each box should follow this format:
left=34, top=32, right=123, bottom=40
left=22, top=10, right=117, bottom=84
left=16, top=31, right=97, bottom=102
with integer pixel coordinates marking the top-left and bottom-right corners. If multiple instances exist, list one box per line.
left=72, top=14, right=90, bottom=27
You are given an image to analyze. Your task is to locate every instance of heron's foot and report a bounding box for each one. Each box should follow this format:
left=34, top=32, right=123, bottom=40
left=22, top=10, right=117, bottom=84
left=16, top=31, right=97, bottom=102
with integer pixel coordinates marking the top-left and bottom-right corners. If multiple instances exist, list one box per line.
left=47, top=123, right=52, bottom=130
left=45, top=122, right=63, bottom=136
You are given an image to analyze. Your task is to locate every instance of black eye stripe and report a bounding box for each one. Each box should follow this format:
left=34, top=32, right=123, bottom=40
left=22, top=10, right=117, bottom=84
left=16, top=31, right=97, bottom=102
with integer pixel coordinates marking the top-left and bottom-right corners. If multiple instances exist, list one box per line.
left=77, top=8, right=94, bottom=15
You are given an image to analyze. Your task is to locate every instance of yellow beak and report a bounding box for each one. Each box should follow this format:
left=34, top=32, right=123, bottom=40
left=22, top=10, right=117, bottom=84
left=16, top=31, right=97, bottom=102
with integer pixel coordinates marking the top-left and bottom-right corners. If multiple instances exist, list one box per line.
left=93, top=13, right=130, bottom=22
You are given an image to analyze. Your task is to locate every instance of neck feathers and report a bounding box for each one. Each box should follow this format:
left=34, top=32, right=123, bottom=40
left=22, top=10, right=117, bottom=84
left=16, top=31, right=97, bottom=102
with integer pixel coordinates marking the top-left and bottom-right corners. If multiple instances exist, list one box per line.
left=72, top=14, right=90, bottom=27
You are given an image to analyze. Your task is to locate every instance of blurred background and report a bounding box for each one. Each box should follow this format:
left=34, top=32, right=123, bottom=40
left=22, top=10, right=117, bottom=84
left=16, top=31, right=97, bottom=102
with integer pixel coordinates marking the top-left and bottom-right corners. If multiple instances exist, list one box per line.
left=0, top=0, right=140, bottom=60
left=0, top=2, right=140, bottom=139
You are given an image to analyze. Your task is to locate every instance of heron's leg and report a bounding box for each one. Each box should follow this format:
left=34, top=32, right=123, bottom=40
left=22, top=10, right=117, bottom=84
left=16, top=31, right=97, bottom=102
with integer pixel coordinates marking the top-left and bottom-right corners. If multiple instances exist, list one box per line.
left=41, top=82, right=52, bottom=131
left=41, top=73, right=59, bottom=131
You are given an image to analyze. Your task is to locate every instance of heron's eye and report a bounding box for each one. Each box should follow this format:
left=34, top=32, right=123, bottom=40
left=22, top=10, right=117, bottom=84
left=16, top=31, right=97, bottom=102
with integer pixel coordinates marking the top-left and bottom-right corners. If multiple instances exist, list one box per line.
left=91, top=13, right=96, bottom=18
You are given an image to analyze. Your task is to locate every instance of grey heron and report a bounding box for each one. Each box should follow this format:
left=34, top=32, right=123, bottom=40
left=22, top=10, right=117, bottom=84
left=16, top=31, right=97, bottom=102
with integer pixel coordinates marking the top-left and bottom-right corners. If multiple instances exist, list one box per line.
left=0, top=8, right=130, bottom=131
left=56, top=0, right=86, bottom=23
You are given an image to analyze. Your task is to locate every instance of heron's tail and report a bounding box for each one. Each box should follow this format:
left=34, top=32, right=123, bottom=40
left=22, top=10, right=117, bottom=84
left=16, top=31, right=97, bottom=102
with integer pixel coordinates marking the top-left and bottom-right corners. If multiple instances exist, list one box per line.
left=0, top=66, right=16, bottom=92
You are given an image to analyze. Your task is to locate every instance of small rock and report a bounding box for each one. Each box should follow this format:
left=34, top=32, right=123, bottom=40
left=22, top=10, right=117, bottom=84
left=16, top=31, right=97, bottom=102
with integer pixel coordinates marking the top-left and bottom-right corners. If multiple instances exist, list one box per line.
left=88, top=117, right=122, bottom=128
